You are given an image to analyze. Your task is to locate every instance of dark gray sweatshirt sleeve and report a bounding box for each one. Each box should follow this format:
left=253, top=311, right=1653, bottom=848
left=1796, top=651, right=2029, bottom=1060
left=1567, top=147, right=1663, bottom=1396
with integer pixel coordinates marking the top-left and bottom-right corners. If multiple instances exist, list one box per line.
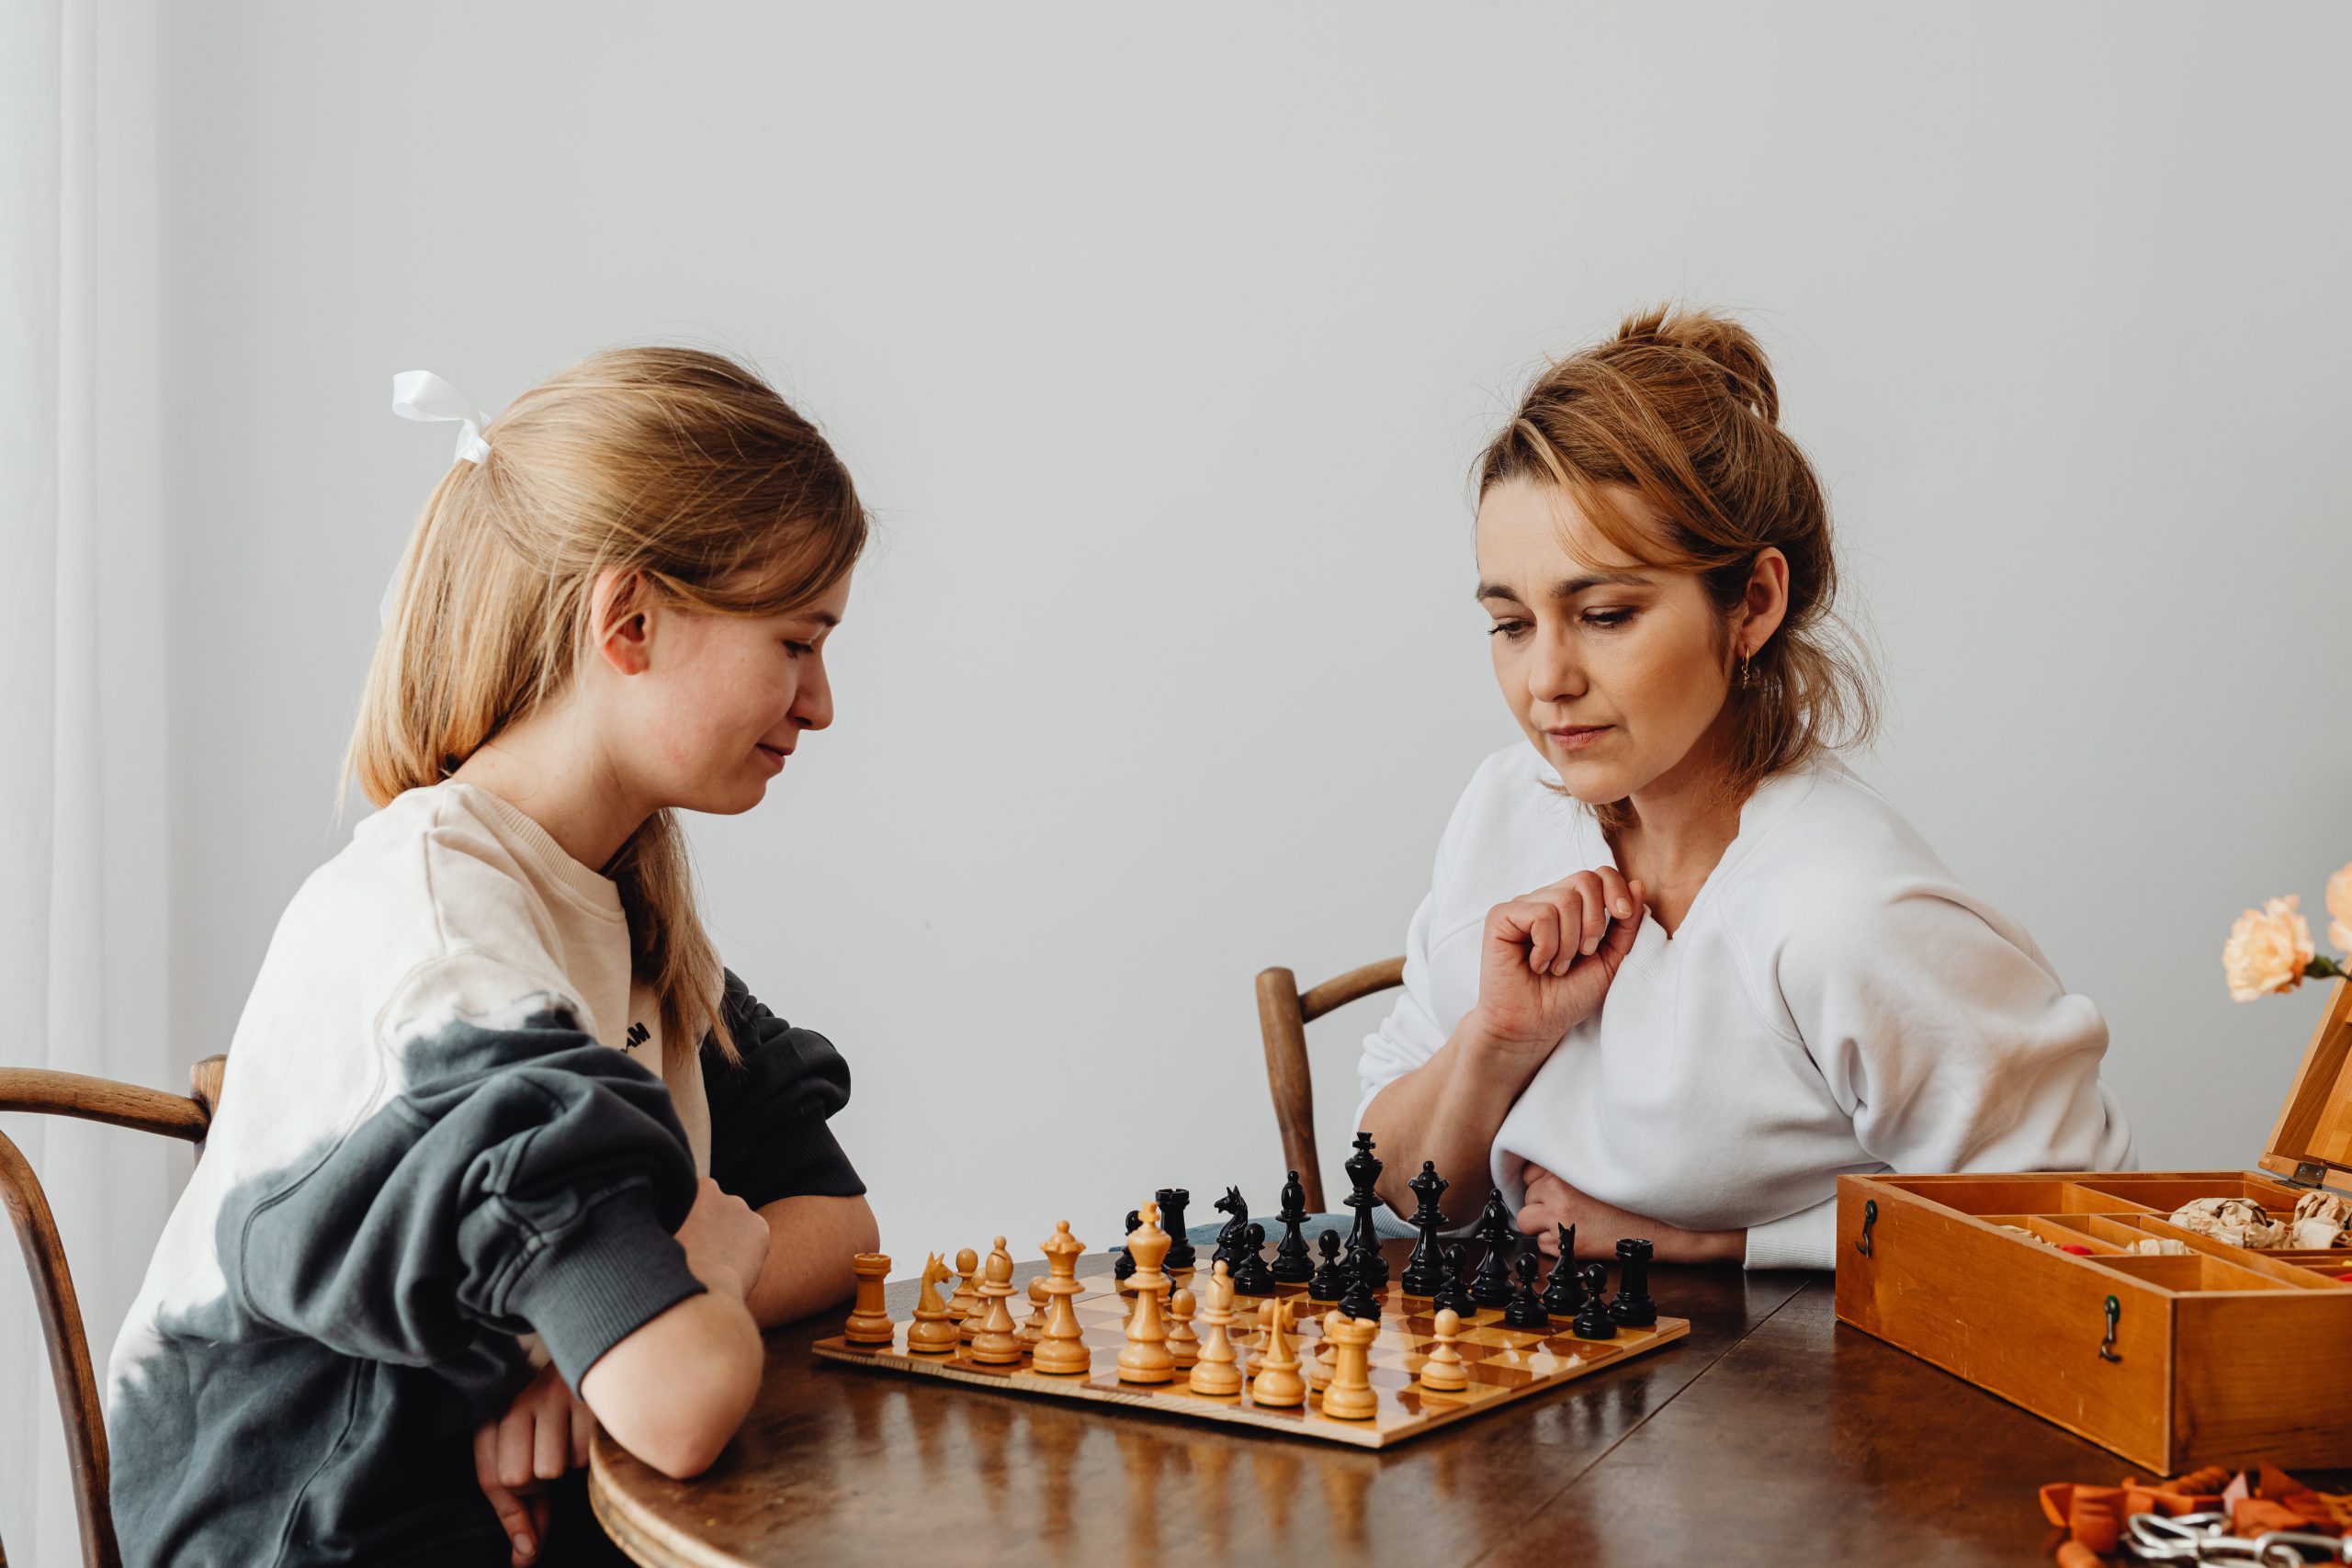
left=701, top=967, right=865, bottom=1211
left=227, top=950, right=706, bottom=1393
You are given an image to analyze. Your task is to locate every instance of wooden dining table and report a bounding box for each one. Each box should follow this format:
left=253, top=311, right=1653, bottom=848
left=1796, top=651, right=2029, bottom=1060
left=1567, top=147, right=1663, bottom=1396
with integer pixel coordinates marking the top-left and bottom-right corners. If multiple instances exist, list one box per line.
left=585, top=1237, right=2321, bottom=1565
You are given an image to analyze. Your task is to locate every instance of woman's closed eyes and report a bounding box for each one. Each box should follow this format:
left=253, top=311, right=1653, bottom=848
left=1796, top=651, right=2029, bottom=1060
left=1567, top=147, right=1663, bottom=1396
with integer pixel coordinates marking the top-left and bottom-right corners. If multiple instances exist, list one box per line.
left=1487, top=607, right=1639, bottom=639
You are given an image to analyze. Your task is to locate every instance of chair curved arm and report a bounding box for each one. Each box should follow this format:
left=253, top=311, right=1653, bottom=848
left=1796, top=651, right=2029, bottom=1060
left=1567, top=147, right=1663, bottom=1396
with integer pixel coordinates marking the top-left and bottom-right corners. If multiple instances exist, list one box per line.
left=0, top=1128, right=120, bottom=1567
left=0, top=1062, right=217, bottom=1568
left=0, top=1068, right=209, bottom=1143
left=1298, top=957, right=1406, bottom=1024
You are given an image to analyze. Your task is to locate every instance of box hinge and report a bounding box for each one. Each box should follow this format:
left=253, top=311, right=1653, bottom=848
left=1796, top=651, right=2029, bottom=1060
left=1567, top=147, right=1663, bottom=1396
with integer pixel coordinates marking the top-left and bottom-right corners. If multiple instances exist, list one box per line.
left=2290, top=1160, right=2330, bottom=1189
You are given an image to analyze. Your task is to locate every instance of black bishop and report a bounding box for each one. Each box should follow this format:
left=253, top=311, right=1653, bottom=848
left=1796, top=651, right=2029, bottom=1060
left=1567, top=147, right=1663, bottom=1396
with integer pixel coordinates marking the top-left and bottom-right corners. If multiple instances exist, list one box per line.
left=1468, top=1189, right=1516, bottom=1309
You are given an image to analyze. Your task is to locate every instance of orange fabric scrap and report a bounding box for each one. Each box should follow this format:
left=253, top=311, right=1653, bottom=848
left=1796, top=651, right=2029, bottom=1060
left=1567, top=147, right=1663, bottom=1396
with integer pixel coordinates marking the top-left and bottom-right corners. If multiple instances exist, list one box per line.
left=2040, top=1460, right=2352, bottom=1559
left=2231, top=1497, right=2311, bottom=1535
left=2066, top=1490, right=2121, bottom=1554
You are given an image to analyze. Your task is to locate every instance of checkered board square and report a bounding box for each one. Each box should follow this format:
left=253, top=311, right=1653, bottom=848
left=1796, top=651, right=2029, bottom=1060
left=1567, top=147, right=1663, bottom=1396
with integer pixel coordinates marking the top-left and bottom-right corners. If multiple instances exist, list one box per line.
left=813, top=1272, right=1689, bottom=1449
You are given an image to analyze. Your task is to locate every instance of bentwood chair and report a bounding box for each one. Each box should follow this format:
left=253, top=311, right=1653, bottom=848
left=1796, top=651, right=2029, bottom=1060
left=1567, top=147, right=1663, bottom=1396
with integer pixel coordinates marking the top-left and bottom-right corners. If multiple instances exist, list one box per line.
left=1254, top=957, right=1404, bottom=1212
left=0, top=1055, right=226, bottom=1568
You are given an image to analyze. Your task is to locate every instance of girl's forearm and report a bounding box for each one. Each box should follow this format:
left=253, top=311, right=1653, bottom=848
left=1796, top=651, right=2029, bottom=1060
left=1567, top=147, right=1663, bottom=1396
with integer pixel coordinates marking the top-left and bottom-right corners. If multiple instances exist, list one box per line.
left=579, top=1289, right=763, bottom=1478
left=1360, top=1013, right=1551, bottom=1227
left=744, top=1193, right=879, bottom=1328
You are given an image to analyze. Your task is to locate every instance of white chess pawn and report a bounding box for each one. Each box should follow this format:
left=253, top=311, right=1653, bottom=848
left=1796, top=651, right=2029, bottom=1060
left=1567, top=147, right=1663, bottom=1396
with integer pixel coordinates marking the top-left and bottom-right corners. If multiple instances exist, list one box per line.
left=950, top=1247, right=983, bottom=1339
left=1019, top=1274, right=1050, bottom=1350
left=1168, top=1286, right=1200, bottom=1370
left=1419, top=1306, right=1469, bottom=1393
left=1305, top=1309, right=1339, bottom=1391
left=1187, top=1261, right=1243, bottom=1397
left=1249, top=1296, right=1305, bottom=1408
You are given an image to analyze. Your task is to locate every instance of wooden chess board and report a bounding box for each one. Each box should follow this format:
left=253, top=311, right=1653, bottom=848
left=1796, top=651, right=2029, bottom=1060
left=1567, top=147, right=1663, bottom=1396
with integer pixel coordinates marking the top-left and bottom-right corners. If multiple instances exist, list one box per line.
left=813, top=1271, right=1689, bottom=1449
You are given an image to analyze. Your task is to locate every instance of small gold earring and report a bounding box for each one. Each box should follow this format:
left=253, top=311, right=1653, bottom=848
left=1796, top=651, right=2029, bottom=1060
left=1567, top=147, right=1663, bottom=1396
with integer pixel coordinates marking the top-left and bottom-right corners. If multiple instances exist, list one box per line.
left=1738, top=656, right=1755, bottom=690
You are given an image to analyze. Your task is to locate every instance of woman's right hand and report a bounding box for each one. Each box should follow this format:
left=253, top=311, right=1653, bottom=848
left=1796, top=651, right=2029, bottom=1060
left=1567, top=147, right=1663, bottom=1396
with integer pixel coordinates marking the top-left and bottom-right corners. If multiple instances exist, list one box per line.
left=674, top=1178, right=770, bottom=1302
left=1469, top=869, right=1646, bottom=1055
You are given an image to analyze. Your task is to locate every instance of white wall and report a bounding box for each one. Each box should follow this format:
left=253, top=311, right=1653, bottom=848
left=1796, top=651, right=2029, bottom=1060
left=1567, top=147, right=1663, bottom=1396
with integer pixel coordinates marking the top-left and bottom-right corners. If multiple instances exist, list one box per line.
left=148, top=3, right=2352, bottom=1284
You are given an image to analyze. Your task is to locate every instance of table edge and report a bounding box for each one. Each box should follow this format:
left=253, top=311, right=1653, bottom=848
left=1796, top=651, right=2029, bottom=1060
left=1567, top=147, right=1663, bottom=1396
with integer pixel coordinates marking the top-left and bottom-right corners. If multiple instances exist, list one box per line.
left=590, top=1437, right=752, bottom=1568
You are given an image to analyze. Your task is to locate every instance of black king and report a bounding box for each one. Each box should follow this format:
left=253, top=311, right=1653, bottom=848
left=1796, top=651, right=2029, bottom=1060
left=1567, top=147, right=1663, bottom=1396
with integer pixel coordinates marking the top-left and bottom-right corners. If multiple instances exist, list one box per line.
left=1341, top=1131, right=1389, bottom=1291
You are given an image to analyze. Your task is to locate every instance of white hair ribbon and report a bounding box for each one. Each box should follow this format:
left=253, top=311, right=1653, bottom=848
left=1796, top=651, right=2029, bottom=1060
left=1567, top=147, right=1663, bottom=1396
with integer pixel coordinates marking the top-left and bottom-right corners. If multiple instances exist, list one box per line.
left=381, top=370, right=496, bottom=628
left=390, top=369, right=493, bottom=465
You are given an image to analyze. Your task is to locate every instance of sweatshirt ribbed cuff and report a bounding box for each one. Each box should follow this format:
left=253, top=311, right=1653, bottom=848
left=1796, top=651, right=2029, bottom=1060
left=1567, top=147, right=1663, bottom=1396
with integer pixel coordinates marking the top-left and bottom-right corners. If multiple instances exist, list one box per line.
left=1743, top=1197, right=1838, bottom=1272
left=505, top=1185, right=708, bottom=1392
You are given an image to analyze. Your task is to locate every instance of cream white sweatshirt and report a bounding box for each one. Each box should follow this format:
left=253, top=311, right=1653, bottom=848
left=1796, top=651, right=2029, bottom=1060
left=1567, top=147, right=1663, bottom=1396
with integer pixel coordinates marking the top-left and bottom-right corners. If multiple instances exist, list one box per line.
left=1356, top=744, right=2135, bottom=1270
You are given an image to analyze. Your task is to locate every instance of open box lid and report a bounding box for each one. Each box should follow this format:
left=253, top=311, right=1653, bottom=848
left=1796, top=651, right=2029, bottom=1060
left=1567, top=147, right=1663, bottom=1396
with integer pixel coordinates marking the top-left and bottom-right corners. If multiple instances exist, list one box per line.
left=2259, top=978, right=2352, bottom=1186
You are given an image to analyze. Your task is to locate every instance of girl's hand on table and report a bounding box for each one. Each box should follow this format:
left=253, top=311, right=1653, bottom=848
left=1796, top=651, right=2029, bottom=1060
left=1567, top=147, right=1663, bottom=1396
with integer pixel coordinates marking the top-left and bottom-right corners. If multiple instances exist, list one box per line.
left=1515, top=1159, right=1746, bottom=1266
left=473, top=1359, right=593, bottom=1564
left=1468, top=870, right=1645, bottom=1061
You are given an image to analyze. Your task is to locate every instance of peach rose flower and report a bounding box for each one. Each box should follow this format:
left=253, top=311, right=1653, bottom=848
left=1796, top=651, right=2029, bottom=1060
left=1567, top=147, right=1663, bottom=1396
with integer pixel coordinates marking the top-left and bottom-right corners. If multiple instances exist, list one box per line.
left=2328, top=860, right=2352, bottom=955
left=2223, top=895, right=2315, bottom=1001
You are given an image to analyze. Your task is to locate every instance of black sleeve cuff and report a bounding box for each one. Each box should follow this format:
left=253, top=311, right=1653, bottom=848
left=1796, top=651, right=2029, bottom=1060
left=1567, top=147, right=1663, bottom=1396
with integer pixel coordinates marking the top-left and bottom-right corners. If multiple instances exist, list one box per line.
left=503, top=1184, right=707, bottom=1393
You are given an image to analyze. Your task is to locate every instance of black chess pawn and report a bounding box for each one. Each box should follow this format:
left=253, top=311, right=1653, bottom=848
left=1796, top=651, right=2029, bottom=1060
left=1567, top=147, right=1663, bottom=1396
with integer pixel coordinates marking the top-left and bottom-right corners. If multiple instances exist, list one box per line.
left=1307, top=1229, right=1346, bottom=1302
left=1468, top=1190, right=1516, bottom=1309
left=1399, top=1160, right=1449, bottom=1297
left=1210, top=1186, right=1250, bottom=1272
left=1340, top=1132, right=1389, bottom=1290
left=1272, top=1170, right=1314, bottom=1284
left=1338, top=1244, right=1383, bottom=1323
left=1503, top=1242, right=1551, bottom=1330
left=1571, top=1262, right=1616, bottom=1340
left=1114, top=1209, right=1141, bottom=1282
left=1231, top=1223, right=1276, bottom=1296
left=1157, top=1188, right=1194, bottom=1272
left=1431, top=1243, right=1474, bottom=1317
left=1540, top=1224, right=1584, bottom=1316
left=1610, top=1237, right=1657, bottom=1327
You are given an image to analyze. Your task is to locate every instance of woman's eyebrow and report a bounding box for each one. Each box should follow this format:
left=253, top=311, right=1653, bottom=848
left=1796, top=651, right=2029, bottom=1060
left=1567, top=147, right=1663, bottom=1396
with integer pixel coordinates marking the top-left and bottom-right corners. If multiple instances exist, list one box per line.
left=1475, top=570, right=1650, bottom=605
left=1545, top=570, right=1651, bottom=599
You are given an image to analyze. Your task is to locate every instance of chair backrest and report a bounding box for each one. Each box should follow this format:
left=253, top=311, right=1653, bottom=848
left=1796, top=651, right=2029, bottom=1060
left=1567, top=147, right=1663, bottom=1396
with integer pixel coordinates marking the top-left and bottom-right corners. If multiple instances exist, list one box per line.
left=0, top=1057, right=225, bottom=1568
left=1254, top=957, right=1404, bottom=1212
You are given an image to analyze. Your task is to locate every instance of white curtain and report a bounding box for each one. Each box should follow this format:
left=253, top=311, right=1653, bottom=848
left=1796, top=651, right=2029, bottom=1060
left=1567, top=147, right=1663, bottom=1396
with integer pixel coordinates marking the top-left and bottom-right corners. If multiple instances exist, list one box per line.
left=2, top=0, right=174, bottom=1560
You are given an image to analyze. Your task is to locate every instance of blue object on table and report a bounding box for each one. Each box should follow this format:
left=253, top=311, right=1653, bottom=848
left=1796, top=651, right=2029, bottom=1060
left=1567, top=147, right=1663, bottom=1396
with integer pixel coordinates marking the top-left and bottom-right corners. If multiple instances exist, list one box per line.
left=1182, top=1209, right=1415, bottom=1247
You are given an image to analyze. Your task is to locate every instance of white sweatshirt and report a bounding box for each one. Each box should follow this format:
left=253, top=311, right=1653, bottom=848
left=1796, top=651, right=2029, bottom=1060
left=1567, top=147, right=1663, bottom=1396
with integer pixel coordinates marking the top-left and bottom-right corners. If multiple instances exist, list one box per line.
left=1356, top=744, right=2135, bottom=1270
left=107, top=781, right=864, bottom=1565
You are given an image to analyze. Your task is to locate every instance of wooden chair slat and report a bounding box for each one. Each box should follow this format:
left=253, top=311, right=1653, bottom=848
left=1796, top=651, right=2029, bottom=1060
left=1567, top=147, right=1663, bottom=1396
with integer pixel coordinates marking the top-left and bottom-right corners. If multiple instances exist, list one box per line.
left=1256, top=957, right=1405, bottom=1214
left=1256, top=968, right=1323, bottom=1212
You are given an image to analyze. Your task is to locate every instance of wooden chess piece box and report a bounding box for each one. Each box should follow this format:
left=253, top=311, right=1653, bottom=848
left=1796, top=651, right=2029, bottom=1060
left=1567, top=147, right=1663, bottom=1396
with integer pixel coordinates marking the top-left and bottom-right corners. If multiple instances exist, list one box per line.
left=1838, top=980, right=2352, bottom=1473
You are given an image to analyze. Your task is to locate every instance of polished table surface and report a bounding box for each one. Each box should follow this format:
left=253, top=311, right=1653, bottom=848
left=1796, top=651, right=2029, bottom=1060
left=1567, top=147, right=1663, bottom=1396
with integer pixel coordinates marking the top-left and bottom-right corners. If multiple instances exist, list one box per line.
left=588, top=1238, right=2246, bottom=1565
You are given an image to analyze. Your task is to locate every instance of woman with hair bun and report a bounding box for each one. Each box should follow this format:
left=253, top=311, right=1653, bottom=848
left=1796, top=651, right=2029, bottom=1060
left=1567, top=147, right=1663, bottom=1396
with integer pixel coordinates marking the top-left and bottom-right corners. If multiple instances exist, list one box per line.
left=1356, top=305, right=2133, bottom=1270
